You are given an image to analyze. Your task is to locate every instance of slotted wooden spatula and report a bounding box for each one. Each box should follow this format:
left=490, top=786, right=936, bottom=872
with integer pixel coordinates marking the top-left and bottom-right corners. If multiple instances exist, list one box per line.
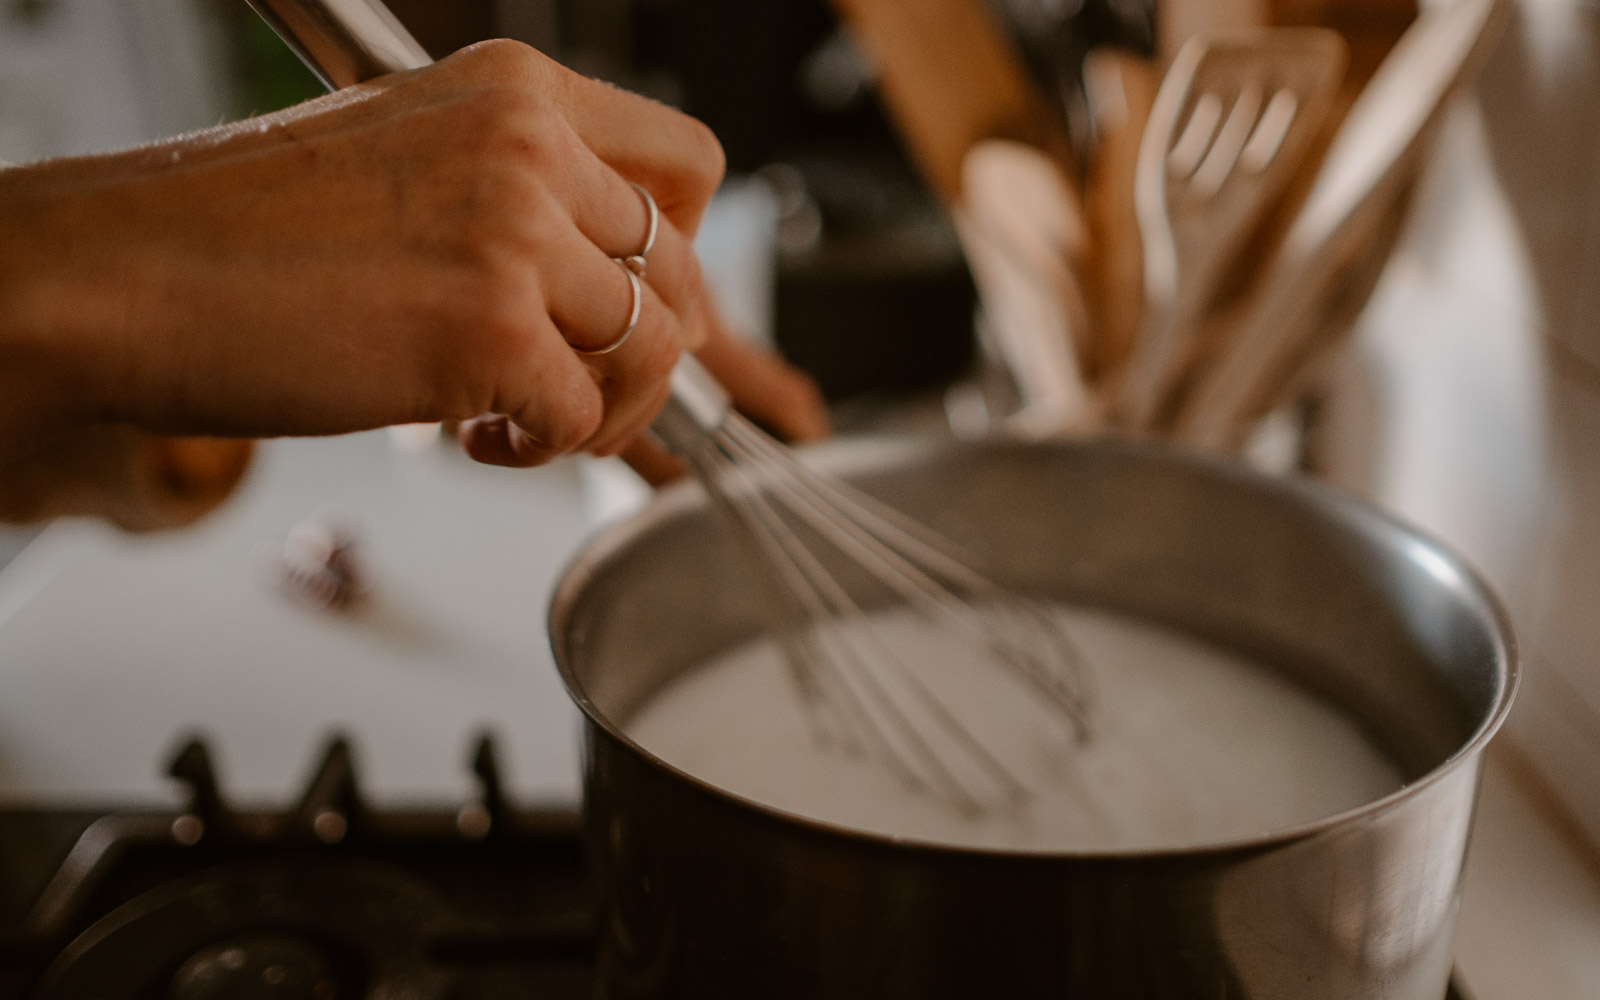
left=1172, top=0, right=1508, bottom=451
left=1110, top=28, right=1347, bottom=433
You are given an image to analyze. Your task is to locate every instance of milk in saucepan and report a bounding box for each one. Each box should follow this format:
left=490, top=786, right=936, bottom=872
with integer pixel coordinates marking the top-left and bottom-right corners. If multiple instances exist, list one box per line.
left=624, top=604, right=1403, bottom=852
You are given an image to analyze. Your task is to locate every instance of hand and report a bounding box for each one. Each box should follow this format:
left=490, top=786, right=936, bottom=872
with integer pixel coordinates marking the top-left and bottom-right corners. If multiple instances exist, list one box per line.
left=0, top=40, right=724, bottom=468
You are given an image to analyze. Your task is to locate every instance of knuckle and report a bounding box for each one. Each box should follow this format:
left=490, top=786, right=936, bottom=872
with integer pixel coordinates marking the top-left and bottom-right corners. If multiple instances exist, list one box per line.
left=454, top=38, right=549, bottom=81
left=440, top=80, right=569, bottom=177
left=647, top=114, right=725, bottom=207
left=629, top=112, right=725, bottom=216
left=564, top=388, right=605, bottom=447
left=680, top=117, right=726, bottom=193
left=636, top=316, right=683, bottom=384
left=542, top=379, right=603, bottom=453
left=469, top=86, right=560, bottom=157
left=663, top=250, right=704, bottom=313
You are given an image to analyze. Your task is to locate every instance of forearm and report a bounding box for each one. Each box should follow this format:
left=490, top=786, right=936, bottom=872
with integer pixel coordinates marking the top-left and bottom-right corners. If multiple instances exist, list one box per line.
left=0, top=156, right=159, bottom=452
left=0, top=159, right=254, bottom=528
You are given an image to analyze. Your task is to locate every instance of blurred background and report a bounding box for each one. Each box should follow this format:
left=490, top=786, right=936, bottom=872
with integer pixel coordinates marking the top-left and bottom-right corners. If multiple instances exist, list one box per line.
left=0, top=0, right=1596, bottom=995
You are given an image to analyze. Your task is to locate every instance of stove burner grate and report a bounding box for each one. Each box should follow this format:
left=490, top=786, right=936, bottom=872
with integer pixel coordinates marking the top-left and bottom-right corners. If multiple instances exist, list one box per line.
left=0, top=734, right=593, bottom=1000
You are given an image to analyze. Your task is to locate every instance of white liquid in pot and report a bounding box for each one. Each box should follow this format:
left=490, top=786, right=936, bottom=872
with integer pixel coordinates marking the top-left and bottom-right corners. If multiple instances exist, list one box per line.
left=624, top=604, right=1405, bottom=852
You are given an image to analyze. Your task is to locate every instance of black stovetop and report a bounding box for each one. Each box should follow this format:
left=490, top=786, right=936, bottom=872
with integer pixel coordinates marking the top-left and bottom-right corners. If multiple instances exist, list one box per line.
left=0, top=734, right=594, bottom=999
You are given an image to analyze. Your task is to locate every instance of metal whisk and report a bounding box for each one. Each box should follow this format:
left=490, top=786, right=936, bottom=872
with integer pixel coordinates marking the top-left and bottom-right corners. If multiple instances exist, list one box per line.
left=655, top=360, right=1093, bottom=816
left=251, top=0, right=1092, bottom=817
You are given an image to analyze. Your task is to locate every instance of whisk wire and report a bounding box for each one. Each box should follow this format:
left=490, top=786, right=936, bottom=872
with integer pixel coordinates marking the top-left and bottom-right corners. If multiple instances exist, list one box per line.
left=723, top=418, right=1094, bottom=734
left=656, top=357, right=1093, bottom=816
left=706, top=429, right=1018, bottom=811
left=690, top=436, right=931, bottom=780
left=682, top=442, right=862, bottom=749
left=707, top=418, right=1057, bottom=809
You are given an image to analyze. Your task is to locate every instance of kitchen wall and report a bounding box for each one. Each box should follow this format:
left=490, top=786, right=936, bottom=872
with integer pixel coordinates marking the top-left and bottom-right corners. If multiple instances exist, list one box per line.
left=1476, top=0, right=1600, bottom=850
left=0, top=0, right=234, bottom=164
left=1319, top=0, right=1600, bottom=861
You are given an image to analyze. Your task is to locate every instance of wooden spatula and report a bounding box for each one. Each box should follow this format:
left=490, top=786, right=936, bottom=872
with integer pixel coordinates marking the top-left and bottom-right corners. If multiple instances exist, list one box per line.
left=1110, top=28, right=1347, bottom=433
left=1172, top=0, right=1508, bottom=451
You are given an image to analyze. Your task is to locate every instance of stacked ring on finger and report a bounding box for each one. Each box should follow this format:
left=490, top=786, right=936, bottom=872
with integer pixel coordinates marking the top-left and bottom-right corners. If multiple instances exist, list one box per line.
left=572, top=261, right=642, bottom=357
left=572, top=182, right=659, bottom=357
left=617, top=181, right=658, bottom=279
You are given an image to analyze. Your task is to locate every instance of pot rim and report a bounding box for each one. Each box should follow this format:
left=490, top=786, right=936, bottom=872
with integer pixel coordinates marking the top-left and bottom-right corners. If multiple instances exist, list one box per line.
left=548, top=436, right=1519, bottom=861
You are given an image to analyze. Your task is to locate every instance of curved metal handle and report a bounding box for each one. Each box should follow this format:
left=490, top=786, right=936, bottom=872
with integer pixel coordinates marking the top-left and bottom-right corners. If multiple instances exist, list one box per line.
left=650, top=354, right=731, bottom=452
left=247, top=0, right=732, bottom=451
left=245, top=0, right=429, bottom=86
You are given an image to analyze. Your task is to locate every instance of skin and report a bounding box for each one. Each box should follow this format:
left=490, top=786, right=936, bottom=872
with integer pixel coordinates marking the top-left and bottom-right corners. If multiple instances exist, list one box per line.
left=0, top=39, right=827, bottom=522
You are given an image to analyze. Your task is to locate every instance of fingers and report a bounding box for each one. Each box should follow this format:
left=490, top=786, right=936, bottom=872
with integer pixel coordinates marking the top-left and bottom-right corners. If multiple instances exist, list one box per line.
left=528, top=220, right=688, bottom=453
left=585, top=378, right=674, bottom=458
left=433, top=41, right=725, bottom=237
left=539, top=134, right=712, bottom=355
left=454, top=68, right=708, bottom=451
left=459, top=413, right=574, bottom=467
left=458, top=415, right=533, bottom=466
left=457, top=317, right=604, bottom=467
left=617, top=434, right=684, bottom=487
left=539, top=232, right=651, bottom=355
left=504, top=129, right=721, bottom=455
left=541, top=63, right=725, bottom=237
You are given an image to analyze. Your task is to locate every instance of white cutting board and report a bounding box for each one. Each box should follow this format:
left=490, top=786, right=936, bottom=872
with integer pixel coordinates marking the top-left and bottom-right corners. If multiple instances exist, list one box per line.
left=0, top=431, right=605, bottom=810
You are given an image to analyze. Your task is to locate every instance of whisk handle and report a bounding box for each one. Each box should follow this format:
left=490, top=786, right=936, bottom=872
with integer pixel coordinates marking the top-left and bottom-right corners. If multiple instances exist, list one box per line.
left=246, top=0, right=429, bottom=85
left=651, top=354, right=732, bottom=453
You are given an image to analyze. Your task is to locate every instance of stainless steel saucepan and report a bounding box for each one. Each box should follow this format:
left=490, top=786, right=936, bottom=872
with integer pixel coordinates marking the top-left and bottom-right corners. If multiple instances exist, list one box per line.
left=551, top=437, right=1514, bottom=999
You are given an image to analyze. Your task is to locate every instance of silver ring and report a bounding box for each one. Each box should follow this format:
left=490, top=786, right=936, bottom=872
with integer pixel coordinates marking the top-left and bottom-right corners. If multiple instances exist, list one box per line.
left=619, top=181, right=658, bottom=278
left=574, top=259, right=641, bottom=356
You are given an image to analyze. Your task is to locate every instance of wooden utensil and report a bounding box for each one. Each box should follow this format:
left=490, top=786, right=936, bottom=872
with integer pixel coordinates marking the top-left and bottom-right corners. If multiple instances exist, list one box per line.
left=1160, top=0, right=1270, bottom=66
left=1172, top=0, right=1508, bottom=451
left=1082, top=49, right=1160, bottom=385
left=826, top=0, right=1077, bottom=202
left=1110, top=28, right=1347, bottom=433
left=957, top=140, right=1095, bottom=437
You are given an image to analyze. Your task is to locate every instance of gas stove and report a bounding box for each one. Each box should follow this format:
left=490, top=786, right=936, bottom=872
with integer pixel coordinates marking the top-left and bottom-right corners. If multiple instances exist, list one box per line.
left=0, top=734, right=593, bottom=999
